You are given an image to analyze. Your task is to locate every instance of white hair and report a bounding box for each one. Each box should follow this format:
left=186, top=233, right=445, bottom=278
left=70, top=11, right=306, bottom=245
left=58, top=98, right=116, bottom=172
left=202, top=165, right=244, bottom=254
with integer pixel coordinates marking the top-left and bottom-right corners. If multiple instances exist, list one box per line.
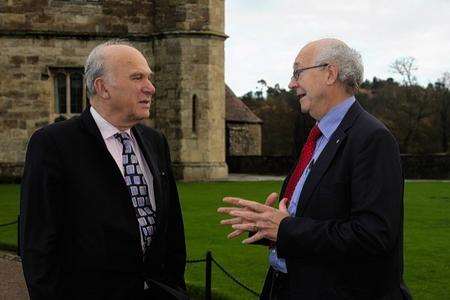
left=314, top=41, right=364, bottom=94
left=84, top=39, right=133, bottom=99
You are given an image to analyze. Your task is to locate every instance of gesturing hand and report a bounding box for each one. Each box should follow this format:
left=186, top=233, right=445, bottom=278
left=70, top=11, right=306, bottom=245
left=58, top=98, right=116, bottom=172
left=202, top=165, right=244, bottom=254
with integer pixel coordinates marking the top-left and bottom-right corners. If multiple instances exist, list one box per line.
left=218, top=192, right=278, bottom=239
left=218, top=193, right=289, bottom=243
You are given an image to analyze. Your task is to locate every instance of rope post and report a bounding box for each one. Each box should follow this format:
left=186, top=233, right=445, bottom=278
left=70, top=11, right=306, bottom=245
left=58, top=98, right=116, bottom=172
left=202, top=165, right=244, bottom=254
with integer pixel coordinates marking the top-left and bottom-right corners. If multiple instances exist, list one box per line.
left=205, top=251, right=212, bottom=300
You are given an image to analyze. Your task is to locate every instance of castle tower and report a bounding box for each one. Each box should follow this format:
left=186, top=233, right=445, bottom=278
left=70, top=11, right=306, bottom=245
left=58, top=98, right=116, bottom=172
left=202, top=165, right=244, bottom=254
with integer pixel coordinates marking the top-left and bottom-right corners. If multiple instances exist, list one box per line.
left=152, top=0, right=228, bottom=180
left=0, top=0, right=227, bottom=181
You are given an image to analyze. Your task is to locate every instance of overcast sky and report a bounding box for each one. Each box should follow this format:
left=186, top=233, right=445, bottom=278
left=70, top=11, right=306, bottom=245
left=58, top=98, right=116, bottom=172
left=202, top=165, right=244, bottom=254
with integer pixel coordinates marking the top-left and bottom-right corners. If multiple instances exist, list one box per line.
left=224, top=0, right=450, bottom=96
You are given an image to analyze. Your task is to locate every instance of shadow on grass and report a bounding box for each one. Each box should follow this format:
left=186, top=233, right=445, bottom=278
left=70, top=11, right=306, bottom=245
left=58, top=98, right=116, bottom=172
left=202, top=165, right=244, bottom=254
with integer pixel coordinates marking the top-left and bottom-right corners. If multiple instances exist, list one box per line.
left=0, top=242, right=17, bottom=253
left=187, top=283, right=230, bottom=300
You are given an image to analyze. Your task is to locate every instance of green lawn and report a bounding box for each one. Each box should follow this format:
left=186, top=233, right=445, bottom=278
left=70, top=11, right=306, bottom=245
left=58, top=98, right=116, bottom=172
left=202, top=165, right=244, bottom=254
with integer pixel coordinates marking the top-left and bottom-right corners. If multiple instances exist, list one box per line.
left=0, top=184, right=20, bottom=251
left=1, top=181, right=449, bottom=299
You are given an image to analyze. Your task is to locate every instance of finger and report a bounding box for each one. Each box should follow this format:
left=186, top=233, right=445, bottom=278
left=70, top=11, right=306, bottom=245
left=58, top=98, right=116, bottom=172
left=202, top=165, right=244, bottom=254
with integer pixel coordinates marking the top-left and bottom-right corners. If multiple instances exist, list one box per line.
left=220, top=217, right=242, bottom=225
left=279, top=198, right=289, bottom=213
left=229, top=209, right=261, bottom=221
left=242, top=230, right=265, bottom=244
left=265, top=192, right=278, bottom=207
left=222, top=197, right=249, bottom=207
left=217, top=207, right=246, bottom=214
left=227, top=230, right=245, bottom=239
left=231, top=223, right=257, bottom=231
left=224, top=198, right=268, bottom=213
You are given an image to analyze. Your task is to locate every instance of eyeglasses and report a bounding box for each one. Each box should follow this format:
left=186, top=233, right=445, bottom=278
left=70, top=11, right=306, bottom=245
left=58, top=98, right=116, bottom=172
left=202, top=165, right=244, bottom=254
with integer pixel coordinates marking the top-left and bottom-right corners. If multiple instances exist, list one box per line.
left=291, top=63, right=329, bottom=81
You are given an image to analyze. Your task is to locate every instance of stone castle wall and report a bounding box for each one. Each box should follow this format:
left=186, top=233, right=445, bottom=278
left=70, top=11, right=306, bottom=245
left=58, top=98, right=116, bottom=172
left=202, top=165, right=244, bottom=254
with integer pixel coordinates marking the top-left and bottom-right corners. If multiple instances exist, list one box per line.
left=150, top=0, right=227, bottom=179
left=0, top=37, right=153, bottom=167
left=0, top=0, right=227, bottom=180
left=0, top=0, right=155, bottom=35
left=153, top=35, right=227, bottom=179
left=227, top=123, right=262, bottom=156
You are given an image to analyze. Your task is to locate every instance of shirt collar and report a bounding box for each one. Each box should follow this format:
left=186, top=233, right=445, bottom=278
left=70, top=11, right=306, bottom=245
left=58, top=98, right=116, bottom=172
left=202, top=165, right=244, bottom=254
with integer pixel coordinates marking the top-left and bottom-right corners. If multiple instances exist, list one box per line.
left=90, top=106, right=131, bottom=140
left=317, top=96, right=355, bottom=140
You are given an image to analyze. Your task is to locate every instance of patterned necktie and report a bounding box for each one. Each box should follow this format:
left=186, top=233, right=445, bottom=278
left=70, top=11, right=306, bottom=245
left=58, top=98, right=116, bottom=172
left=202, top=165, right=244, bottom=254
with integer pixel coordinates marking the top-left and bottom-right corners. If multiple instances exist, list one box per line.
left=114, top=132, right=156, bottom=249
left=283, top=125, right=322, bottom=205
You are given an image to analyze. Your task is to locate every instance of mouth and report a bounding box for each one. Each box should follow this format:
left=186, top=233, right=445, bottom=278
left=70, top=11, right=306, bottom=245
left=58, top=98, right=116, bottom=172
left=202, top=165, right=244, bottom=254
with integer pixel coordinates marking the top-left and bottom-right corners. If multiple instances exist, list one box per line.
left=138, top=99, right=151, bottom=106
left=297, top=93, right=307, bottom=101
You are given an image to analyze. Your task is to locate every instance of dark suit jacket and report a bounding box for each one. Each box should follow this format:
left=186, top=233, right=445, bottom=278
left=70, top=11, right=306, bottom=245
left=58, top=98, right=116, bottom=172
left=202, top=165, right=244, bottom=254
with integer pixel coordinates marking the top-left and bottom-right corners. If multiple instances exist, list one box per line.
left=260, top=102, right=411, bottom=300
left=20, top=109, right=186, bottom=300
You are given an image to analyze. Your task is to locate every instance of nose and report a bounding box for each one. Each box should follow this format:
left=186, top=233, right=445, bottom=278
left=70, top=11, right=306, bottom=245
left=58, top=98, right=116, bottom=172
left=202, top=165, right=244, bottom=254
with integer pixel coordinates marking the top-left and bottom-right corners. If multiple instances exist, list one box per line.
left=143, top=79, right=156, bottom=95
left=288, top=77, right=298, bottom=89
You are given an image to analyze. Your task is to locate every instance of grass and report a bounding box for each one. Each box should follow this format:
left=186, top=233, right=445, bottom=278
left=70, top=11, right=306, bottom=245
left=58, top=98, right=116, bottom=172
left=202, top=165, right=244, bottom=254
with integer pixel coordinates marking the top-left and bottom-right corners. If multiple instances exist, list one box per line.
left=1, top=181, right=449, bottom=299
left=402, top=182, right=450, bottom=299
left=0, top=184, right=20, bottom=252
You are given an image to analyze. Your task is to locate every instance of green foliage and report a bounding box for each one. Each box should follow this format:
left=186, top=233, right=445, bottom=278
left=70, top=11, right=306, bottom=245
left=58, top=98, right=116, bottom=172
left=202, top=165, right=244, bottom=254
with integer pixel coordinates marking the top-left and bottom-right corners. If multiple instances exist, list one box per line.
left=357, top=78, right=450, bottom=154
left=242, top=85, right=314, bottom=156
left=242, top=75, right=450, bottom=155
left=1, top=182, right=449, bottom=299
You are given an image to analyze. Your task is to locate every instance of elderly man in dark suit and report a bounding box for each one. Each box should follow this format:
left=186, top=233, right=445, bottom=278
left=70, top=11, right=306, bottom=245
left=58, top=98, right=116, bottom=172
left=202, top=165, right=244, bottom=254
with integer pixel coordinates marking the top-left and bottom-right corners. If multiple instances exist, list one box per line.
left=20, top=40, right=186, bottom=300
left=219, top=38, right=411, bottom=300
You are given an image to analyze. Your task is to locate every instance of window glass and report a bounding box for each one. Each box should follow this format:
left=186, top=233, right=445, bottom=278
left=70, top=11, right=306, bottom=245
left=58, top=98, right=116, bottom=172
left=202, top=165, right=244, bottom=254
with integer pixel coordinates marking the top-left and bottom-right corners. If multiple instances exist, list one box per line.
left=55, top=73, right=67, bottom=114
left=192, top=94, right=197, bottom=133
left=70, top=72, right=84, bottom=113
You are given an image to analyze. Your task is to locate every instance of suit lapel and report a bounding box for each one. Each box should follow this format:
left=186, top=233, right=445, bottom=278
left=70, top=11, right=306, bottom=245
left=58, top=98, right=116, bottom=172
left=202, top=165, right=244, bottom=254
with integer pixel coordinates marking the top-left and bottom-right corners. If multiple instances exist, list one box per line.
left=78, top=108, right=126, bottom=183
left=132, top=126, right=164, bottom=238
left=296, top=128, right=347, bottom=215
left=79, top=108, right=110, bottom=150
left=296, top=101, right=364, bottom=216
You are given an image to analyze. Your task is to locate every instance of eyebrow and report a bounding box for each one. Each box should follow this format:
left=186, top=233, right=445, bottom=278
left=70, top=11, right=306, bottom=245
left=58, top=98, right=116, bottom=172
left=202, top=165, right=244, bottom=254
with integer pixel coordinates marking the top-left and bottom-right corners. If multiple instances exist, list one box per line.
left=130, top=70, right=153, bottom=77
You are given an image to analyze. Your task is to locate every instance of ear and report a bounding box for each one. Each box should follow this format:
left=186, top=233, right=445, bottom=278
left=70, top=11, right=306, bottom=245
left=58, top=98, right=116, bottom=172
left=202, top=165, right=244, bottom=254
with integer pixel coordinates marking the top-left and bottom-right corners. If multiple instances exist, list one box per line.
left=93, top=77, right=110, bottom=99
left=326, top=64, right=339, bottom=85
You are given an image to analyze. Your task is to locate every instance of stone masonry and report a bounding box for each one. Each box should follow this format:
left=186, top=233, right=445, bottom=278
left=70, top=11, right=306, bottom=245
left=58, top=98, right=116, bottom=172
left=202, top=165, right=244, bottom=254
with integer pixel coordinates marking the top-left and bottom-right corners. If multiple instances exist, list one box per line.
left=0, top=0, right=228, bottom=180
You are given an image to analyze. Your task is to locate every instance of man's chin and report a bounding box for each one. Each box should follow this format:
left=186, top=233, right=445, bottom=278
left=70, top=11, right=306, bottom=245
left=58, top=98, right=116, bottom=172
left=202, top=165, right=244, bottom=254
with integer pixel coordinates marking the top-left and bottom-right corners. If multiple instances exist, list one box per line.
left=128, top=113, right=149, bottom=125
left=136, top=110, right=150, bottom=120
left=299, top=103, right=310, bottom=114
left=299, top=98, right=311, bottom=113
left=300, top=108, right=310, bottom=114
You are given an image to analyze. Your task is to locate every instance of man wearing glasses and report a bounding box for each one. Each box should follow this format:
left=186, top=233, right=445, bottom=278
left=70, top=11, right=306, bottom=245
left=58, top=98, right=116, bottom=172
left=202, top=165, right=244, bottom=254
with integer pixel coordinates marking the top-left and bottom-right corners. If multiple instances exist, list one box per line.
left=219, top=38, right=411, bottom=299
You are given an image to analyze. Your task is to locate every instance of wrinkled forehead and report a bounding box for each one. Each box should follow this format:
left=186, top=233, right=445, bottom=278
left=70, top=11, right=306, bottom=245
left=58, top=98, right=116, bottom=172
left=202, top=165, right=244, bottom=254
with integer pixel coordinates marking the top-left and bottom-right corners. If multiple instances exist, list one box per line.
left=104, top=45, right=151, bottom=74
left=293, top=44, right=316, bottom=69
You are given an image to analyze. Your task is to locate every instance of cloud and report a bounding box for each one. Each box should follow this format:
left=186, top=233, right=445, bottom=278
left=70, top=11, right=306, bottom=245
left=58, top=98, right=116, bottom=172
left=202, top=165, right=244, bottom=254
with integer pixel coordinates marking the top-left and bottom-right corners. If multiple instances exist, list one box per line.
left=225, top=0, right=450, bottom=95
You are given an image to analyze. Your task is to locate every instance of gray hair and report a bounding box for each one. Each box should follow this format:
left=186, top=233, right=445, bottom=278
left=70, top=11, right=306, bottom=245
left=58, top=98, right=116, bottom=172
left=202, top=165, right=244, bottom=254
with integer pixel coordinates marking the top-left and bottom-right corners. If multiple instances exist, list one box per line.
left=314, top=42, right=364, bottom=94
left=84, top=39, right=134, bottom=99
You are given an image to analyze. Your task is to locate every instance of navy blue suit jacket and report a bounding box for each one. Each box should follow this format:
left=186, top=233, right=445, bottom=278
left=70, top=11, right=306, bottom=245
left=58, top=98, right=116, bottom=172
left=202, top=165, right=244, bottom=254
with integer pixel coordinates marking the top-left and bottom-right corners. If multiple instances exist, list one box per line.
left=260, top=102, right=411, bottom=300
left=20, top=109, right=186, bottom=299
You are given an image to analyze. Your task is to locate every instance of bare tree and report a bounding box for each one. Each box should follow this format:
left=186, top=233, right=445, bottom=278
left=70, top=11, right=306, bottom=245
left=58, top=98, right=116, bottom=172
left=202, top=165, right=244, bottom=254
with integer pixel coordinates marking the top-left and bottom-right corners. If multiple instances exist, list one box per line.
left=387, top=57, right=431, bottom=152
left=255, top=79, right=268, bottom=100
left=439, top=72, right=450, bottom=89
left=390, top=57, right=418, bottom=86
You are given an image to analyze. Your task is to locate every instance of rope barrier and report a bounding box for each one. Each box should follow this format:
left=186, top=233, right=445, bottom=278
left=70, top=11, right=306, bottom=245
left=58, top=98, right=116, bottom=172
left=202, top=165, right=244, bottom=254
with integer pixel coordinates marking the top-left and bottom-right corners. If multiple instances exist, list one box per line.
left=186, top=258, right=206, bottom=263
left=185, top=252, right=260, bottom=298
left=211, top=256, right=260, bottom=297
left=0, top=220, right=18, bottom=227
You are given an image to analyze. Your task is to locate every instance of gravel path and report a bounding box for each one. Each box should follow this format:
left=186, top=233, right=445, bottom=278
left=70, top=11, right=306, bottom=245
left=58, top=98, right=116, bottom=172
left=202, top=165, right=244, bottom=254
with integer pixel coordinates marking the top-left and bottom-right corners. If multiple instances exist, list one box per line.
left=0, top=251, right=28, bottom=300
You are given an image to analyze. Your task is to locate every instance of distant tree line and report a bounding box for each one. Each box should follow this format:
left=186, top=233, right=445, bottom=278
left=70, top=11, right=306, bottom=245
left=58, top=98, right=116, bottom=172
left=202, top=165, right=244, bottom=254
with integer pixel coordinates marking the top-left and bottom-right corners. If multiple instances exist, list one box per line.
left=241, top=58, right=450, bottom=156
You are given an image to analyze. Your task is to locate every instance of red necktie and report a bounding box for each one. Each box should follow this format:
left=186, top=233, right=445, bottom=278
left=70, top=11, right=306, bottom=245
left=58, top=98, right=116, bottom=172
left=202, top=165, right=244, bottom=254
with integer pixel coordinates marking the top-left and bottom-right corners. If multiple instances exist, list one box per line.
left=283, top=125, right=322, bottom=205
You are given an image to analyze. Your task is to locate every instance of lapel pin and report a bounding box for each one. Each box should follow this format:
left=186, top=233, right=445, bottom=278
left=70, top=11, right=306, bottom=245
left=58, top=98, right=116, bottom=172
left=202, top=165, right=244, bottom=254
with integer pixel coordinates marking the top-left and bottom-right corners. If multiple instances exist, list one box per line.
left=336, top=139, right=340, bottom=144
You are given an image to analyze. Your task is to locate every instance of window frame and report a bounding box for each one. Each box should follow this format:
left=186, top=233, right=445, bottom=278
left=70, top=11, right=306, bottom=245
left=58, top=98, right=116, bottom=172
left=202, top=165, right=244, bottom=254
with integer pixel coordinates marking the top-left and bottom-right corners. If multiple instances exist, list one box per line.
left=49, top=67, right=88, bottom=121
